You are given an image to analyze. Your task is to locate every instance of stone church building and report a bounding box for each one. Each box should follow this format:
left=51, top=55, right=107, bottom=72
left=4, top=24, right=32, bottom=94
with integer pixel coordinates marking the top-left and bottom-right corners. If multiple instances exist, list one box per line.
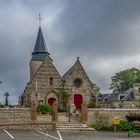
left=20, top=26, right=95, bottom=109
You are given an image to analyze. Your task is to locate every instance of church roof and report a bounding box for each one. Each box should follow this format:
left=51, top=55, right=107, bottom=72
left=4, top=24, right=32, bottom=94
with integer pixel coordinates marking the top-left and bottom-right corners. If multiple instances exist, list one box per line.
left=62, top=57, right=93, bottom=86
left=31, top=26, right=51, bottom=61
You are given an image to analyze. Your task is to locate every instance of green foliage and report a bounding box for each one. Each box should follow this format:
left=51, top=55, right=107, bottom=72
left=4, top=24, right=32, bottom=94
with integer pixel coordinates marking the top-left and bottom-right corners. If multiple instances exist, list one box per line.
left=0, top=102, right=4, bottom=108
left=87, top=101, right=96, bottom=108
left=110, top=67, right=140, bottom=93
left=90, top=120, right=131, bottom=131
left=58, top=108, right=65, bottom=112
left=90, top=123, right=113, bottom=131
left=92, top=83, right=101, bottom=95
left=119, top=120, right=129, bottom=131
left=59, top=89, right=70, bottom=111
left=37, top=104, right=52, bottom=114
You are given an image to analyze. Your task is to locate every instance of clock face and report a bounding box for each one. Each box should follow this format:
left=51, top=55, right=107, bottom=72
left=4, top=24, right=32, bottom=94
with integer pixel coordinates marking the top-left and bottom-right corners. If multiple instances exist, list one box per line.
left=73, top=78, right=82, bottom=88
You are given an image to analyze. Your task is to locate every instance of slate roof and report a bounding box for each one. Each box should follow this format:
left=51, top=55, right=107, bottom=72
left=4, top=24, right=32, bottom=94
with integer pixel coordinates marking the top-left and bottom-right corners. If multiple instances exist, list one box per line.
left=31, top=26, right=50, bottom=61
left=97, top=88, right=134, bottom=103
left=108, top=92, right=120, bottom=102
left=121, top=88, right=134, bottom=100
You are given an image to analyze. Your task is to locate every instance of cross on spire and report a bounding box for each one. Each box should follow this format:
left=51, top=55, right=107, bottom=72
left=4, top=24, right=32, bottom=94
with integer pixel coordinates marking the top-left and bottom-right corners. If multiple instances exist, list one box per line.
left=37, top=13, right=42, bottom=26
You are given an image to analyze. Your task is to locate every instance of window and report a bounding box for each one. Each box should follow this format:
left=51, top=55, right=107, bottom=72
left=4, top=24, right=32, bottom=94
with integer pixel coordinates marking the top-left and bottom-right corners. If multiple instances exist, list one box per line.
left=73, top=78, right=82, bottom=88
left=49, top=77, right=53, bottom=86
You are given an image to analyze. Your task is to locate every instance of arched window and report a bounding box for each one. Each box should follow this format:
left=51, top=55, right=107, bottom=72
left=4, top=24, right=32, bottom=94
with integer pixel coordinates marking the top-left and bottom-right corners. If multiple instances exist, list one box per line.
left=49, top=77, right=53, bottom=86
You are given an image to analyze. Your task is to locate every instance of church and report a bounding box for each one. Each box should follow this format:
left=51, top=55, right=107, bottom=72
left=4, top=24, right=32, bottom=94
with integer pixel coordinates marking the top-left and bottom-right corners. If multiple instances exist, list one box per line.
left=20, top=25, right=95, bottom=109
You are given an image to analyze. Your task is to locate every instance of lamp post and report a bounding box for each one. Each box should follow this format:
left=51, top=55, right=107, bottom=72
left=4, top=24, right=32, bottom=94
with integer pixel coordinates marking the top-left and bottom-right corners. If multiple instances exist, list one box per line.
left=68, top=105, right=71, bottom=123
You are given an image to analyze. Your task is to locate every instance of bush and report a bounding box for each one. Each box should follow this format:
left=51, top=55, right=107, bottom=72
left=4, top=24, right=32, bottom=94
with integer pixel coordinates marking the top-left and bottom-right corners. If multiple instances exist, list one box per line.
left=58, top=108, right=65, bottom=112
left=37, top=104, right=52, bottom=114
left=0, top=103, right=4, bottom=108
left=87, top=101, right=96, bottom=108
left=90, top=123, right=113, bottom=131
left=119, top=120, right=129, bottom=131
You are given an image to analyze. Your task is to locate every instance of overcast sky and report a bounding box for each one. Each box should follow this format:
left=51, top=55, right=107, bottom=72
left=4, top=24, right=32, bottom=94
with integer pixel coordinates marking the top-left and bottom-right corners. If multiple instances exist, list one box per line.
left=1, top=0, right=140, bottom=104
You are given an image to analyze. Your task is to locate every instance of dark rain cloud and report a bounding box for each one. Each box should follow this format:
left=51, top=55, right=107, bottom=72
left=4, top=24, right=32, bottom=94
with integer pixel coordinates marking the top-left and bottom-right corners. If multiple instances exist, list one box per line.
left=0, top=0, right=140, bottom=104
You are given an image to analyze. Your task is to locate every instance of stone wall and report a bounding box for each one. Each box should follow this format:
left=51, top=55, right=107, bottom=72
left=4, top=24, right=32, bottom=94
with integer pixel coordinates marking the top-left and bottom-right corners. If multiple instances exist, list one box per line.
left=0, top=122, right=52, bottom=130
left=113, top=100, right=140, bottom=108
left=88, top=108, right=140, bottom=126
left=0, top=108, right=31, bottom=124
left=0, top=108, right=53, bottom=130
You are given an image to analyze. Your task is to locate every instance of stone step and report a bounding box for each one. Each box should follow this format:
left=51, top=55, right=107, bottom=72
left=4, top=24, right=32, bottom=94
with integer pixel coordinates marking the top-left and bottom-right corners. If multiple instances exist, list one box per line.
left=57, top=127, right=95, bottom=131
left=56, top=124, right=84, bottom=126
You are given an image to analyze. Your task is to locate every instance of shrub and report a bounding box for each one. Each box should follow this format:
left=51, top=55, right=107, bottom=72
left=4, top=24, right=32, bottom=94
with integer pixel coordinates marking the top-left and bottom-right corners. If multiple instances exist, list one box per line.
left=0, top=103, right=4, bottom=108
left=118, top=120, right=129, bottom=131
left=58, top=108, right=65, bottom=112
left=87, top=101, right=96, bottom=108
left=90, top=123, right=113, bottom=131
left=37, top=104, right=52, bottom=114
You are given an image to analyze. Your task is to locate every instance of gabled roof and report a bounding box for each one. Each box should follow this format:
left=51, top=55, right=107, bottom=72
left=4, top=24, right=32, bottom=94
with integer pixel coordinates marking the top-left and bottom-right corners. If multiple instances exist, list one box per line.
left=121, top=88, right=134, bottom=100
left=31, top=26, right=51, bottom=61
left=62, top=57, right=93, bottom=86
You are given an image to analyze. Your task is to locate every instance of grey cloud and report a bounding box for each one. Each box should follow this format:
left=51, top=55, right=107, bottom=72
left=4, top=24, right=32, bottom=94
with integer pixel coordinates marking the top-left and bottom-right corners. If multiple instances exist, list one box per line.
left=0, top=0, right=140, bottom=104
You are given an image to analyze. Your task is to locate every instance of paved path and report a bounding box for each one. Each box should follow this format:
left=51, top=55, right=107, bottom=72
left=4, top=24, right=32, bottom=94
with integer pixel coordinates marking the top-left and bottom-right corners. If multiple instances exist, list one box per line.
left=0, top=129, right=139, bottom=140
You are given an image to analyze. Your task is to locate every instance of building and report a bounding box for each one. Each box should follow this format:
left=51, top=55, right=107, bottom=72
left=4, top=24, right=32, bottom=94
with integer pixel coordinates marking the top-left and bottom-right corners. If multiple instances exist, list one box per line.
left=20, top=25, right=95, bottom=109
left=96, top=83, right=140, bottom=108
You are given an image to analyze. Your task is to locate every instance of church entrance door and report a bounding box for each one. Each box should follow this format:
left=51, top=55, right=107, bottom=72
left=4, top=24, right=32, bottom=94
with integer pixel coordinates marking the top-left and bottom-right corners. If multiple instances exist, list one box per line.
left=74, top=94, right=83, bottom=109
left=46, top=92, right=58, bottom=106
left=48, top=98, right=56, bottom=106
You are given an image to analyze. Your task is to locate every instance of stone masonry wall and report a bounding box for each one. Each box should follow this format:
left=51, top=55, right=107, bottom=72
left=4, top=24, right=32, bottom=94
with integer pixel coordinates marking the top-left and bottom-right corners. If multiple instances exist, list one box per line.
left=0, top=108, right=31, bottom=124
left=88, top=108, right=140, bottom=126
left=0, top=108, right=53, bottom=130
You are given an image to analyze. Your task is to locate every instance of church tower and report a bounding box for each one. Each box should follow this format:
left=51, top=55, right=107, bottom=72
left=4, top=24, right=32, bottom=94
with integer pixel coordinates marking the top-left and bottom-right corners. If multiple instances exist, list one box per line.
left=22, top=24, right=62, bottom=107
left=30, top=26, right=52, bottom=80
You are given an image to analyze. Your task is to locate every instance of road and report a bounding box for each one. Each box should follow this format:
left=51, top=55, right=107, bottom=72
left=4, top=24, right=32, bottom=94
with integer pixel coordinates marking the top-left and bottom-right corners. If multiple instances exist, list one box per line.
left=0, top=129, right=139, bottom=140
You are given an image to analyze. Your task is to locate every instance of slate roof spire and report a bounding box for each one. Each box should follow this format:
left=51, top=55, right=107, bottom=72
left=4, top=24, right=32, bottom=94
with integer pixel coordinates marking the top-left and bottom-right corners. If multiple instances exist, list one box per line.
left=31, top=26, right=51, bottom=61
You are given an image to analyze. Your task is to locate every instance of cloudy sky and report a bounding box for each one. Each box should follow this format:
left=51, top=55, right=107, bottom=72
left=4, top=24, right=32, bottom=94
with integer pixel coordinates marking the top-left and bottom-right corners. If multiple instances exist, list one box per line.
left=1, top=0, right=140, bottom=104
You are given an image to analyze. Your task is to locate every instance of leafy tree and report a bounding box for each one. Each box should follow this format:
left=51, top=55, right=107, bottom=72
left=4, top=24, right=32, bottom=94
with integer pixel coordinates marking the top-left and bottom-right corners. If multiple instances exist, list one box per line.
left=59, top=89, right=70, bottom=111
left=110, top=67, right=140, bottom=93
left=92, top=83, right=101, bottom=95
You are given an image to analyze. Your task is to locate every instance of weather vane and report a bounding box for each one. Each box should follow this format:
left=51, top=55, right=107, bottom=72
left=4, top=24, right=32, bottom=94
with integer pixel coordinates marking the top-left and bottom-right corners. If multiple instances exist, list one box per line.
left=37, top=13, right=42, bottom=26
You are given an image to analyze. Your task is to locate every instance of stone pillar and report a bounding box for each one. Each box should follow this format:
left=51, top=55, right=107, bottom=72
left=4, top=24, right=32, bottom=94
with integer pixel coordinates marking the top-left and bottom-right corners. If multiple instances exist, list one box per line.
left=52, top=101, right=58, bottom=130
left=31, top=100, right=37, bottom=123
left=81, top=101, right=88, bottom=124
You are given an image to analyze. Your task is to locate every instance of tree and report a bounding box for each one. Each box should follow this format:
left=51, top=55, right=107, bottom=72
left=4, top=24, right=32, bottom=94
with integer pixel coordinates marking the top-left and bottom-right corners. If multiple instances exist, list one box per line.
left=0, top=102, right=4, bottom=108
left=59, top=89, right=70, bottom=111
left=110, top=67, right=140, bottom=93
left=92, top=83, right=101, bottom=95
left=4, top=92, right=9, bottom=106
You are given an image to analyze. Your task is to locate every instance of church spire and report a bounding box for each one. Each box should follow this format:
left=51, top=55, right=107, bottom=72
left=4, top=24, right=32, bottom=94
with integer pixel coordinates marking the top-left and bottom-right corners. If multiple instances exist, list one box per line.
left=31, top=25, right=51, bottom=61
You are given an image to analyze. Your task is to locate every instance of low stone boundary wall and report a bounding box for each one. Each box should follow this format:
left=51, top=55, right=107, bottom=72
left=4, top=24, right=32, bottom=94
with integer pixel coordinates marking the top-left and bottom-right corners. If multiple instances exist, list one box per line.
left=0, top=108, right=31, bottom=124
left=0, top=122, right=52, bottom=130
left=88, top=108, right=140, bottom=126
